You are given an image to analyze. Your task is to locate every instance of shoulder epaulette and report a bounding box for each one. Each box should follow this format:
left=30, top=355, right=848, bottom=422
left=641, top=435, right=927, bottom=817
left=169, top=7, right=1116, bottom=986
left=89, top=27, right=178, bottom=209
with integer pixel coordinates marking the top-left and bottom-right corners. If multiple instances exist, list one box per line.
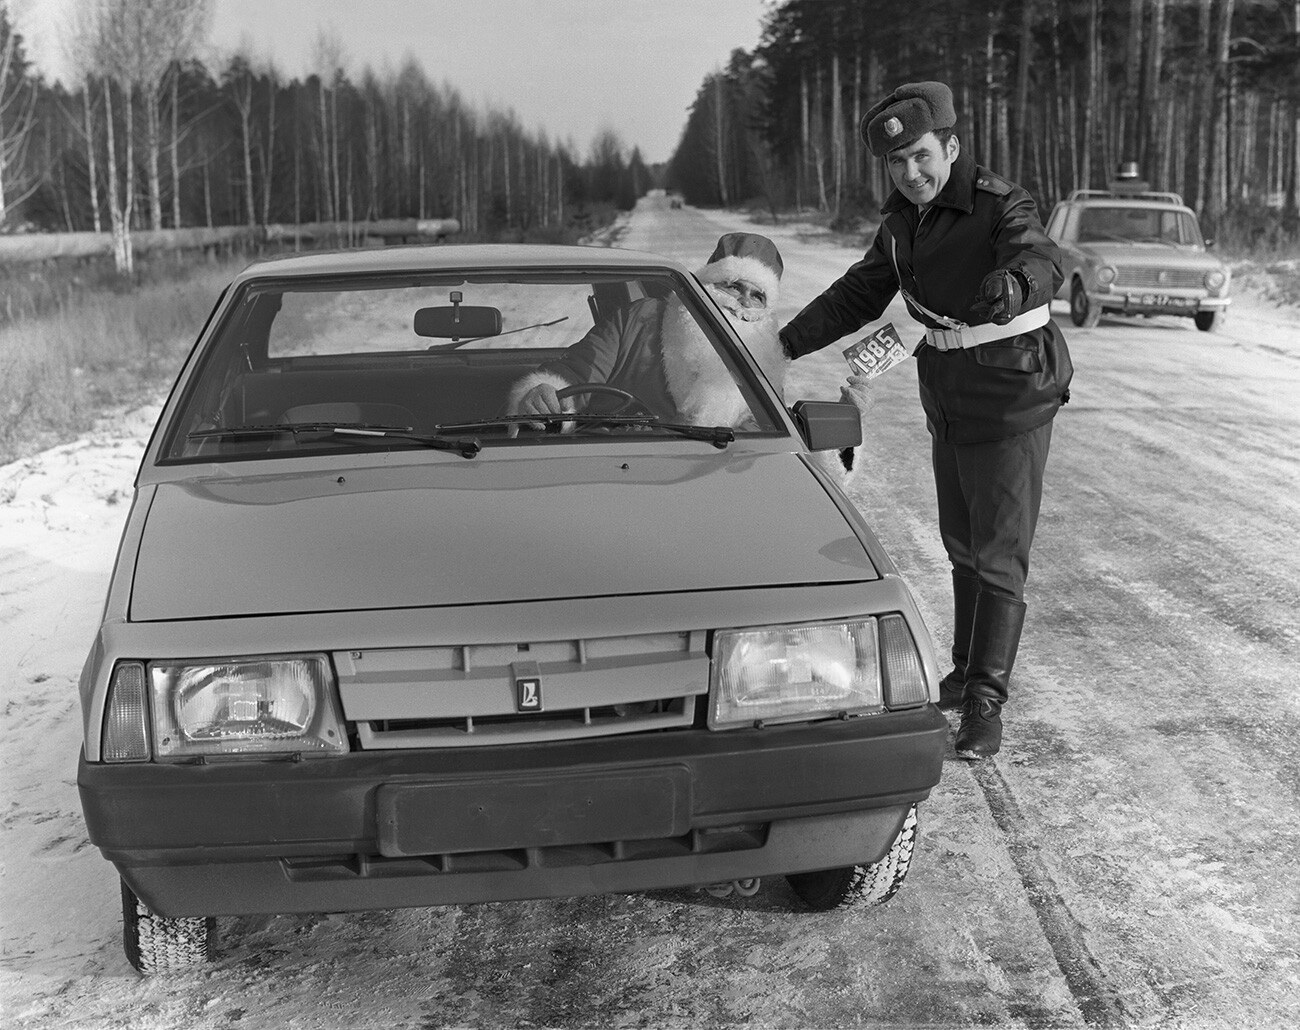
left=975, top=171, right=1013, bottom=197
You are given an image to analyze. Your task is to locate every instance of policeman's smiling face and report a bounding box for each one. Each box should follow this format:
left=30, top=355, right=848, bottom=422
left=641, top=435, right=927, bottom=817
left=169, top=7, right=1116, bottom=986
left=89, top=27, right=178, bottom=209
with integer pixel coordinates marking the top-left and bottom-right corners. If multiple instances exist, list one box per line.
left=887, top=132, right=960, bottom=208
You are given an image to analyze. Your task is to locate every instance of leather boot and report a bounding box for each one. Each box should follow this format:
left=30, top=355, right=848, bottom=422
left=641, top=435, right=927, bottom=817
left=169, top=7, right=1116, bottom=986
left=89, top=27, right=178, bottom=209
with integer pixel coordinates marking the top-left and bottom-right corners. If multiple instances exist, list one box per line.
left=955, top=593, right=1026, bottom=759
left=937, top=571, right=981, bottom=711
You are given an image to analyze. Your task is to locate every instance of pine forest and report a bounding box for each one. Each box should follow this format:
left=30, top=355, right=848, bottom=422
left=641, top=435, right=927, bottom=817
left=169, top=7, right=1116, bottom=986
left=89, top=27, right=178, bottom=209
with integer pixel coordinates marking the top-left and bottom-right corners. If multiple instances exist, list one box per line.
left=2, top=0, right=1297, bottom=267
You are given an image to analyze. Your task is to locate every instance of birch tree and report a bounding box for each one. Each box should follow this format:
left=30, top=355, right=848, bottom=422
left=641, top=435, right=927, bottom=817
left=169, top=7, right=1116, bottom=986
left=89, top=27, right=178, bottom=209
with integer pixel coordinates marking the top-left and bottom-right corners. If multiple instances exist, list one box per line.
left=105, top=0, right=210, bottom=231
left=224, top=52, right=257, bottom=227
left=260, top=60, right=278, bottom=224
left=64, top=1, right=132, bottom=271
left=311, top=31, right=346, bottom=223
left=0, top=0, right=36, bottom=226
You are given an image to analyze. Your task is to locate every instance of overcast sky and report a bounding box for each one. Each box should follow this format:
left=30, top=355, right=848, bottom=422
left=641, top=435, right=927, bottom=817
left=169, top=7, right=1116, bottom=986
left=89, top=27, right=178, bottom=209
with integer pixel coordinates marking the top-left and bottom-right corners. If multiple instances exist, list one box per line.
left=13, top=0, right=772, bottom=164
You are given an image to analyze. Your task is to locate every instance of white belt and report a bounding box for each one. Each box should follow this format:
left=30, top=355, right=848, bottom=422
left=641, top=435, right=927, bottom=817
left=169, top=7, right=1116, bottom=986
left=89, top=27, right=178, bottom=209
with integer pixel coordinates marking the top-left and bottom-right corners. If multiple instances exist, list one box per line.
left=921, top=304, right=1051, bottom=351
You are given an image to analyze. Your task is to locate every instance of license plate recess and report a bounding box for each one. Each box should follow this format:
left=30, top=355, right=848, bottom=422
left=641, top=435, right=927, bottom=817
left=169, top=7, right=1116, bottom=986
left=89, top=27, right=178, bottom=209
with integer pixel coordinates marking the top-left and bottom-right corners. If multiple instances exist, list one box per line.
left=376, top=766, right=692, bottom=857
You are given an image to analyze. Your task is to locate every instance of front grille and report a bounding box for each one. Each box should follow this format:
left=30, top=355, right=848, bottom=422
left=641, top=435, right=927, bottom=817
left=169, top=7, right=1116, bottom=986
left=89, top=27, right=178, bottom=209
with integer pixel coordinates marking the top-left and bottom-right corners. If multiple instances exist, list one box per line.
left=336, top=631, right=709, bottom=749
left=363, top=696, right=691, bottom=746
left=1114, top=267, right=1205, bottom=290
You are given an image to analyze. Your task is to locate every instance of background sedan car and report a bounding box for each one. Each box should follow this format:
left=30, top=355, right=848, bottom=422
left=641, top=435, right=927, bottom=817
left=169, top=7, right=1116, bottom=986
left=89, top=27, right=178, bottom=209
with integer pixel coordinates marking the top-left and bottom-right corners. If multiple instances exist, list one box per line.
left=1046, top=188, right=1231, bottom=331
left=76, top=244, right=948, bottom=973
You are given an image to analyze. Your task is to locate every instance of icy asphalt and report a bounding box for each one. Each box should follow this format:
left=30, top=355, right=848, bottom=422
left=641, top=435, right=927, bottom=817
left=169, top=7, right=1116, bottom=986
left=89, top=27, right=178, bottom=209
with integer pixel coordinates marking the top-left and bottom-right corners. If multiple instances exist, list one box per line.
left=2, top=195, right=1298, bottom=1029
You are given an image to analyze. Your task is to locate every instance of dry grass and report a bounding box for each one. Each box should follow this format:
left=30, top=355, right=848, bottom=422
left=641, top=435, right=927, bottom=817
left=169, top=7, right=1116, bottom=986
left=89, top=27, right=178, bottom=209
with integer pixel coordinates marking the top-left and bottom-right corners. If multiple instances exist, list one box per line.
left=0, top=261, right=239, bottom=465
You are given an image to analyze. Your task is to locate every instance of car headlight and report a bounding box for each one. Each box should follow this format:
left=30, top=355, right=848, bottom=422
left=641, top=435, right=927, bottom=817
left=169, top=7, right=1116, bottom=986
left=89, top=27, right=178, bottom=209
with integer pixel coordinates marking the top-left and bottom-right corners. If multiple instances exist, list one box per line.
left=708, top=615, right=928, bottom=730
left=1096, top=265, right=1117, bottom=286
left=101, top=655, right=348, bottom=761
left=1204, top=269, right=1227, bottom=290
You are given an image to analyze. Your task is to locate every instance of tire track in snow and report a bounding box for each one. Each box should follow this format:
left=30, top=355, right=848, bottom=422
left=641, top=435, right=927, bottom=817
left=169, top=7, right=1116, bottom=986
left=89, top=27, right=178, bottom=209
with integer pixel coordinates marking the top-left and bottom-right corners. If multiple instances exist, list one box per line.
left=972, top=758, right=1131, bottom=1028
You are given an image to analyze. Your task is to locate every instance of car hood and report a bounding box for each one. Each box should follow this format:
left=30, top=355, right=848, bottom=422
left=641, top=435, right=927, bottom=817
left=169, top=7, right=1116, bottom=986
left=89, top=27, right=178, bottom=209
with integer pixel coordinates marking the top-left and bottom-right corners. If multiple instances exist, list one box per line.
left=130, top=453, right=875, bottom=620
left=1075, top=241, right=1221, bottom=270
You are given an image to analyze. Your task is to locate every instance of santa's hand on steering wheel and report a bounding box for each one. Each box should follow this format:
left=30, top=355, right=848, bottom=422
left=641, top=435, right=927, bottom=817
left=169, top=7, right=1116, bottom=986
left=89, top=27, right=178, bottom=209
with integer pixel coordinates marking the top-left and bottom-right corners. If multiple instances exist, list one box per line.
left=514, top=382, right=576, bottom=420
left=507, top=382, right=646, bottom=437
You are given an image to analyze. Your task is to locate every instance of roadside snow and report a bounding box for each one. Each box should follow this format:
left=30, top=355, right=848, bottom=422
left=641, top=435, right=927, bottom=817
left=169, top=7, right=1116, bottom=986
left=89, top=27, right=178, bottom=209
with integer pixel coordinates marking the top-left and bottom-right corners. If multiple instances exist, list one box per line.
left=1, top=401, right=164, bottom=993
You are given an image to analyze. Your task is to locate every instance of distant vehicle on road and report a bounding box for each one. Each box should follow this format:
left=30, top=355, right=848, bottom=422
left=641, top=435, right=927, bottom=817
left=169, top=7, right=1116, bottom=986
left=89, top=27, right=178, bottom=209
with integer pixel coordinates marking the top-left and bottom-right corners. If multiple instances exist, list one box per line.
left=1046, top=186, right=1231, bottom=331
left=75, top=243, right=948, bottom=973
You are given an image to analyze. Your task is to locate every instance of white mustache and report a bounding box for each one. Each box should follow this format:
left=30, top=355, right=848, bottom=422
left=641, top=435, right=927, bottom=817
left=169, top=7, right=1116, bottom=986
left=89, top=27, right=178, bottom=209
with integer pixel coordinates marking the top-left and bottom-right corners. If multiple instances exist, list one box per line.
left=706, top=285, right=767, bottom=322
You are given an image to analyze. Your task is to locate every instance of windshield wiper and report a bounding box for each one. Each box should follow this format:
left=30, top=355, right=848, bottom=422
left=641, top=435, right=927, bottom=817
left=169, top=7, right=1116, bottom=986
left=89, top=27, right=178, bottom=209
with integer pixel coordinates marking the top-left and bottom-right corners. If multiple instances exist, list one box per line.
left=189, top=420, right=397, bottom=438
left=332, top=426, right=481, bottom=458
left=188, top=421, right=481, bottom=458
left=435, top=414, right=734, bottom=449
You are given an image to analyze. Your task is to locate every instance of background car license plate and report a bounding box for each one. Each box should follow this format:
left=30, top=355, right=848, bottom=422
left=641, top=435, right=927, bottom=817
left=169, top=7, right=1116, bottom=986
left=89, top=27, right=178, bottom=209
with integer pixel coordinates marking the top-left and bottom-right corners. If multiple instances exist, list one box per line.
left=376, top=766, right=692, bottom=857
left=1139, top=294, right=1194, bottom=308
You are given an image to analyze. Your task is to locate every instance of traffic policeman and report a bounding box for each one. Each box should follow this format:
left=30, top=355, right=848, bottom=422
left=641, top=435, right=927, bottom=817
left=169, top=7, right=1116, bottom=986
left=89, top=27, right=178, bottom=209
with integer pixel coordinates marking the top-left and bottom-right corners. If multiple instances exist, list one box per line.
left=779, top=81, right=1073, bottom=759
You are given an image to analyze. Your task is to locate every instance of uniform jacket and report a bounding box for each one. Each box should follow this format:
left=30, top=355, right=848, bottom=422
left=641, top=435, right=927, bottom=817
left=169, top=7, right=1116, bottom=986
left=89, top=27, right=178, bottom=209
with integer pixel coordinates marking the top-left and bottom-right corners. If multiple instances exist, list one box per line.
left=781, top=149, right=1072, bottom=444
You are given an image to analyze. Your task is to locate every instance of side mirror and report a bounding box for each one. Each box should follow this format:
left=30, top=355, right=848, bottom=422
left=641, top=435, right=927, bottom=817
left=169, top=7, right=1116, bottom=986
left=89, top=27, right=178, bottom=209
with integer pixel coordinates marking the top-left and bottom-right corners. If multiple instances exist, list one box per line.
left=790, top=399, right=862, bottom=451
left=414, top=304, right=502, bottom=339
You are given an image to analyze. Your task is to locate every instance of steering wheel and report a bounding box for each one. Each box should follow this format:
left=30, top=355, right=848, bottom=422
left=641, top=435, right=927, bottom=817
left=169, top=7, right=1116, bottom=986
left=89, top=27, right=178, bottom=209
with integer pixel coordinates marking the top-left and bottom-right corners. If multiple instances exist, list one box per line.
left=556, top=383, right=648, bottom=417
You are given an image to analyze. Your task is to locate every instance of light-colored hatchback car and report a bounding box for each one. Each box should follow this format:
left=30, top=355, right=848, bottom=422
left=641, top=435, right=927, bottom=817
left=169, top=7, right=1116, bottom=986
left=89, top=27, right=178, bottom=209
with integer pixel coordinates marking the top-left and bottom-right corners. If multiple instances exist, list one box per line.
left=76, top=244, right=948, bottom=973
left=1046, top=188, right=1231, bottom=331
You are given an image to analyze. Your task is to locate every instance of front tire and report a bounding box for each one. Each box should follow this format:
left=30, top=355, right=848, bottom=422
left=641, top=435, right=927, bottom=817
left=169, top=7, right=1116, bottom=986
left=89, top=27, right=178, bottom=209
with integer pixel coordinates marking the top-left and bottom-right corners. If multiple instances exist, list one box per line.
left=1194, top=309, right=1223, bottom=332
left=785, top=804, right=918, bottom=911
left=1070, top=280, right=1101, bottom=328
left=121, top=879, right=215, bottom=973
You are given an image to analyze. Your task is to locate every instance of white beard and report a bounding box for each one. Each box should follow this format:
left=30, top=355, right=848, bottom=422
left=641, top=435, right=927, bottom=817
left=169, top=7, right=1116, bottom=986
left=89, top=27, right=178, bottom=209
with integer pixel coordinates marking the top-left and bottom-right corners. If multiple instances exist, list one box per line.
left=659, top=288, right=788, bottom=429
left=706, top=287, right=788, bottom=396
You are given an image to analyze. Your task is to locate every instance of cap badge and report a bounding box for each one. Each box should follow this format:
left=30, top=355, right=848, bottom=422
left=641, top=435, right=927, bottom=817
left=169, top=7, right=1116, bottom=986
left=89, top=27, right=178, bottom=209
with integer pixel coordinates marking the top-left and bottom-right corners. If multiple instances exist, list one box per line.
left=884, top=116, right=903, bottom=137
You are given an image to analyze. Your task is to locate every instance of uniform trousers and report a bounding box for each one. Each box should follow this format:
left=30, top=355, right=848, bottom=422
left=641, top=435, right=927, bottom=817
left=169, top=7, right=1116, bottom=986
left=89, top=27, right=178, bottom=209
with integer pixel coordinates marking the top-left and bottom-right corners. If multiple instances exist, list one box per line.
left=932, top=422, right=1053, bottom=602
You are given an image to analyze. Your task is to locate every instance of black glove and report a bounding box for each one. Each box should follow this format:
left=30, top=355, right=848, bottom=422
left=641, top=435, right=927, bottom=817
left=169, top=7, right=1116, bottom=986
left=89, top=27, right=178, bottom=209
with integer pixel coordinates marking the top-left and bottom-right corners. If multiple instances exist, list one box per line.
left=973, top=269, right=1025, bottom=326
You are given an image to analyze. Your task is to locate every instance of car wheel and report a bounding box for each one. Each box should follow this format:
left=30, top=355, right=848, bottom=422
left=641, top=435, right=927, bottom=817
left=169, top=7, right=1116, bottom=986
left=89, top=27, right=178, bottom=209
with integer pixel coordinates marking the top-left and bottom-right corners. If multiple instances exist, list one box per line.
left=121, top=879, right=215, bottom=973
left=785, top=804, right=918, bottom=911
left=1194, top=309, right=1223, bottom=332
left=1070, top=280, right=1101, bottom=328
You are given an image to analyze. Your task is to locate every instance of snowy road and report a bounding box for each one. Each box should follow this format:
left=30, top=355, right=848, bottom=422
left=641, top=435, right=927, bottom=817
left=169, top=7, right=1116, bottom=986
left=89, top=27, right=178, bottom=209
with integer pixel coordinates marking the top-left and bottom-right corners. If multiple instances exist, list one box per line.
left=2, top=196, right=1298, bottom=1028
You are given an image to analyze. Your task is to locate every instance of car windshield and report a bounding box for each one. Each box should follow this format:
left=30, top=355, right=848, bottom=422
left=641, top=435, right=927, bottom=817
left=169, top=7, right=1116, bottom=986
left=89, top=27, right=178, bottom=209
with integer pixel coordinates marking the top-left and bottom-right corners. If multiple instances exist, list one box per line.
left=161, top=267, right=784, bottom=462
left=1076, top=206, right=1203, bottom=246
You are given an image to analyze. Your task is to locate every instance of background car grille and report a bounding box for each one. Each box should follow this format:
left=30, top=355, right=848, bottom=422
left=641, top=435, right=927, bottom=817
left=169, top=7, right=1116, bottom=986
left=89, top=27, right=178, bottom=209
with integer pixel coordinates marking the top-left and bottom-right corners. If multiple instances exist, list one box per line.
left=335, top=632, right=709, bottom=748
left=1114, top=267, right=1205, bottom=290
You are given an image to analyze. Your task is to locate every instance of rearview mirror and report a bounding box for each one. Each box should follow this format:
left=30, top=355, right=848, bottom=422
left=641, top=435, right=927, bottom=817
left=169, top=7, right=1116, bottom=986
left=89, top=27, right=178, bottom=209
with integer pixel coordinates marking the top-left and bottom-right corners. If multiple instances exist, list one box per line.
left=790, top=399, right=862, bottom=451
left=414, top=305, right=502, bottom=339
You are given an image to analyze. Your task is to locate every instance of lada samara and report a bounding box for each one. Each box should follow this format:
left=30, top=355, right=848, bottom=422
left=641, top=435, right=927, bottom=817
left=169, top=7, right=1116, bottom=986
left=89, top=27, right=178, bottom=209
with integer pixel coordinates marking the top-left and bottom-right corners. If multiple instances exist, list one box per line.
left=76, top=244, right=948, bottom=972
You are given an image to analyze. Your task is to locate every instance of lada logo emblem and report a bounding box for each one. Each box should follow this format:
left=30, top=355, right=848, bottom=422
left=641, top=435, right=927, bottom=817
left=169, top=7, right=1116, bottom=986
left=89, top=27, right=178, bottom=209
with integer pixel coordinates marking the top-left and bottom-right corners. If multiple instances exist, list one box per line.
left=1158, top=270, right=1169, bottom=284
left=516, top=676, right=543, bottom=712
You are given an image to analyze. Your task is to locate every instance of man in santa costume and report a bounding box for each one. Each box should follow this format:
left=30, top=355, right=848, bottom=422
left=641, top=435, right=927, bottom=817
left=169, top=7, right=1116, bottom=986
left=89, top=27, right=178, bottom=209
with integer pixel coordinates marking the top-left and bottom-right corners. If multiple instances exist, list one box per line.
left=506, top=232, right=790, bottom=430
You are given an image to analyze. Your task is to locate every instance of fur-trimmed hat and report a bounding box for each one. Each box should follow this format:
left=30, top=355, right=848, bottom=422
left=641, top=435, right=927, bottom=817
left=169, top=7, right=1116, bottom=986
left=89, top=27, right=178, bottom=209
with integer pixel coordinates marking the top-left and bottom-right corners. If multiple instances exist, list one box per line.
left=695, top=232, right=782, bottom=307
left=861, top=81, right=957, bottom=157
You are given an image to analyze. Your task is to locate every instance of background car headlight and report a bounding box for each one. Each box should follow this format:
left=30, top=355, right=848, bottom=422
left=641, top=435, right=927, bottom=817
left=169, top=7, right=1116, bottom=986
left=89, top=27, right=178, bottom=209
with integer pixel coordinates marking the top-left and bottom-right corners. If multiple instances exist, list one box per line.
left=708, top=616, right=928, bottom=729
left=1204, top=269, right=1227, bottom=290
left=1096, top=265, right=1117, bottom=286
left=147, top=654, right=347, bottom=758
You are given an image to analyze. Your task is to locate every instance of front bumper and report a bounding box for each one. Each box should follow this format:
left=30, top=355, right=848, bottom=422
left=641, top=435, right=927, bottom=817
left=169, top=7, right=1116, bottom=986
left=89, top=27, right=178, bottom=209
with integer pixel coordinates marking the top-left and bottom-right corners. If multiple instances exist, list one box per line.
left=1093, top=289, right=1230, bottom=317
left=79, top=707, right=946, bottom=916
